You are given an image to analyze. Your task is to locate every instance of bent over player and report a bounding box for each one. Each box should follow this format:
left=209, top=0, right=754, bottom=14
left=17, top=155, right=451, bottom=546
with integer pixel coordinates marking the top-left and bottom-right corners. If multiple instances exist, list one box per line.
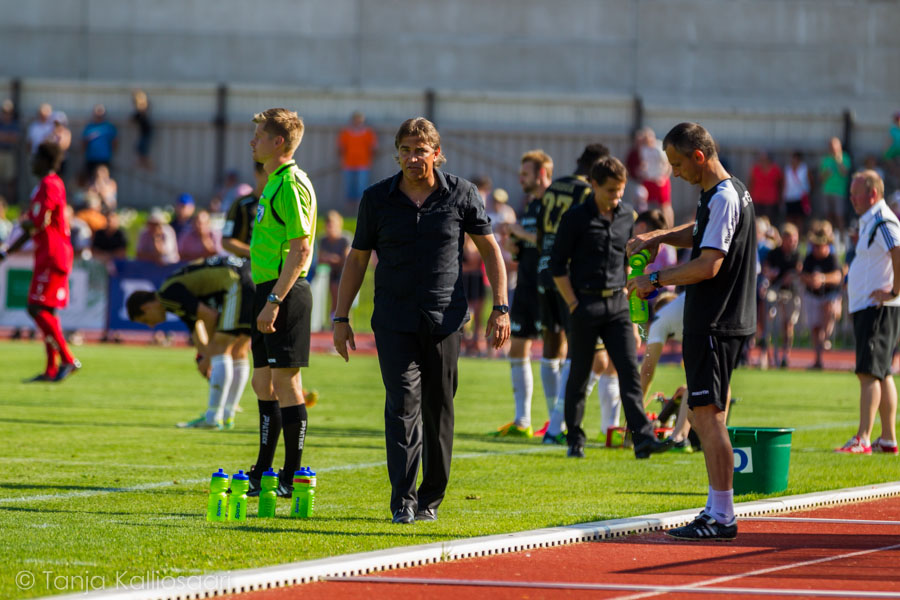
left=0, top=141, right=80, bottom=382
left=127, top=255, right=253, bottom=430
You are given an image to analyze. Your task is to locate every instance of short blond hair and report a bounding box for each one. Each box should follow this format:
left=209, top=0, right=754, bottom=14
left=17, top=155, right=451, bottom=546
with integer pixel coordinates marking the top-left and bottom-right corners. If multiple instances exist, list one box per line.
left=521, top=149, right=553, bottom=180
left=853, top=169, right=884, bottom=200
left=252, top=108, right=304, bottom=155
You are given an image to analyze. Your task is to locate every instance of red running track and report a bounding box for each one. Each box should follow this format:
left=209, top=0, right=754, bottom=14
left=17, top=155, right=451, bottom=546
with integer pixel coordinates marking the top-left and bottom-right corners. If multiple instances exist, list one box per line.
left=234, top=496, right=900, bottom=600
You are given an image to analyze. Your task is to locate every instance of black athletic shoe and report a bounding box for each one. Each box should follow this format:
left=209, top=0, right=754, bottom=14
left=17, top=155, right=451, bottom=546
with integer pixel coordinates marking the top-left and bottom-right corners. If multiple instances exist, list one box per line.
left=633, top=433, right=673, bottom=459
left=666, top=512, right=737, bottom=541
left=392, top=506, right=415, bottom=524
left=24, top=373, right=53, bottom=383
left=246, top=474, right=262, bottom=497
left=566, top=445, right=586, bottom=458
left=275, top=470, right=293, bottom=498
left=53, top=359, right=82, bottom=382
left=415, top=507, right=438, bottom=522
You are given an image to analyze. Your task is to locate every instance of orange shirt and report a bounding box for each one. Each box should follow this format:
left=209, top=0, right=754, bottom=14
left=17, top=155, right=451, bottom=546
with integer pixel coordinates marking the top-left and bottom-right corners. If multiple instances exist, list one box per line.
left=338, top=126, right=377, bottom=169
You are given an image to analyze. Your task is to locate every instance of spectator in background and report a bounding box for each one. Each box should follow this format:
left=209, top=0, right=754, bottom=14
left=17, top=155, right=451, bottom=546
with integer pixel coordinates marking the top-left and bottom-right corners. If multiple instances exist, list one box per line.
left=75, top=191, right=107, bottom=233
left=82, top=104, right=117, bottom=175
left=819, top=137, right=851, bottom=235
left=337, top=111, right=377, bottom=212
left=65, top=205, right=93, bottom=259
left=318, top=210, right=352, bottom=323
left=862, top=154, right=886, bottom=183
left=884, top=111, right=900, bottom=176
left=217, top=169, right=253, bottom=215
left=635, top=209, right=677, bottom=293
left=749, top=151, right=783, bottom=224
left=461, top=234, right=487, bottom=356
left=783, top=151, right=811, bottom=233
left=26, top=103, right=54, bottom=156
left=91, top=211, right=128, bottom=266
left=48, top=112, right=72, bottom=178
left=170, top=193, right=195, bottom=238
left=0, top=196, right=13, bottom=242
left=178, top=209, right=221, bottom=261
left=0, top=100, right=20, bottom=203
left=222, top=162, right=266, bottom=259
left=136, top=209, right=179, bottom=265
left=637, top=127, right=674, bottom=227
left=802, top=221, right=843, bottom=370
left=84, top=164, right=118, bottom=213
left=131, top=89, right=154, bottom=170
left=761, top=223, right=802, bottom=368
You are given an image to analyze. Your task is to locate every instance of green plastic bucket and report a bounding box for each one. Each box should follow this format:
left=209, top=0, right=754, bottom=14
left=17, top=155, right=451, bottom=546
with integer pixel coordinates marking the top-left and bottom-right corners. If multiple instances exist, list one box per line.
left=728, top=427, right=794, bottom=495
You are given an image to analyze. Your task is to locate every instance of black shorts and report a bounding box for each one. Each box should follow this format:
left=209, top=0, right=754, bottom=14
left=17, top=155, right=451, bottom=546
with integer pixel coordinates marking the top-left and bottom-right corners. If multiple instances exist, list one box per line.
left=463, top=271, right=486, bottom=303
left=218, top=265, right=255, bottom=336
left=538, top=283, right=569, bottom=334
left=510, top=285, right=541, bottom=339
left=853, top=306, right=900, bottom=380
left=251, top=279, right=312, bottom=369
left=683, top=334, right=750, bottom=411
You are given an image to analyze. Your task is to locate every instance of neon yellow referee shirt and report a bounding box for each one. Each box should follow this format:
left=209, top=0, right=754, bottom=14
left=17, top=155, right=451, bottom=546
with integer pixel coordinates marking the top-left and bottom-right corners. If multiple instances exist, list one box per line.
left=249, top=161, right=317, bottom=284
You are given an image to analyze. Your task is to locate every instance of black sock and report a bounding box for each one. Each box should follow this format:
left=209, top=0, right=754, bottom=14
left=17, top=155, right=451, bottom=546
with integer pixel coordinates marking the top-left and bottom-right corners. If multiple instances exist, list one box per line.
left=280, top=404, right=308, bottom=482
left=250, top=400, right=282, bottom=479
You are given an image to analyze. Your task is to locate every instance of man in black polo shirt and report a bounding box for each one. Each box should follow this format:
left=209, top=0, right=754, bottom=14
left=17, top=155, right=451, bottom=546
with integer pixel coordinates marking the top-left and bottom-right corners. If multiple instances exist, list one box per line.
left=550, top=156, right=670, bottom=460
left=333, top=117, right=510, bottom=524
left=627, top=122, right=757, bottom=541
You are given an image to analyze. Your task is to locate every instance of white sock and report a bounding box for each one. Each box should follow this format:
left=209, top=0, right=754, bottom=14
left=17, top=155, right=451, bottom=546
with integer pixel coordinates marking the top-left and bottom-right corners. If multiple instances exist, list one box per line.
left=223, top=358, right=250, bottom=421
left=539, top=358, right=561, bottom=417
left=547, top=359, right=571, bottom=435
left=585, top=371, right=601, bottom=398
left=598, top=375, right=621, bottom=435
left=510, top=358, right=533, bottom=428
left=206, top=354, right=233, bottom=424
left=709, top=488, right=735, bottom=524
left=705, top=485, right=714, bottom=514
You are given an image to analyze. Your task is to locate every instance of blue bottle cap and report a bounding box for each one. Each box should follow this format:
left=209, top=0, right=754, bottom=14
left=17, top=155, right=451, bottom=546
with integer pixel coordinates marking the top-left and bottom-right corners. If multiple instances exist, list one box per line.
left=211, top=468, right=229, bottom=479
left=262, top=468, right=278, bottom=478
left=294, top=468, right=309, bottom=477
left=306, top=467, right=316, bottom=476
left=231, top=469, right=249, bottom=481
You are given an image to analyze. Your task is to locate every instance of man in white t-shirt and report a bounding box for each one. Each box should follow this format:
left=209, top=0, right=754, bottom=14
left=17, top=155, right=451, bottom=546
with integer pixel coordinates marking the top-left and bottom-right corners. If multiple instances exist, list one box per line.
left=838, top=170, right=900, bottom=455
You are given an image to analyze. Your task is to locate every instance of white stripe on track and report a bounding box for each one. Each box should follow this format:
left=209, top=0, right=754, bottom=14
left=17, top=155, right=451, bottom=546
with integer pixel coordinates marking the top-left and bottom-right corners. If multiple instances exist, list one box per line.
left=744, top=516, right=900, bottom=526
left=328, top=575, right=900, bottom=598
left=614, top=542, right=900, bottom=600
left=0, top=446, right=554, bottom=505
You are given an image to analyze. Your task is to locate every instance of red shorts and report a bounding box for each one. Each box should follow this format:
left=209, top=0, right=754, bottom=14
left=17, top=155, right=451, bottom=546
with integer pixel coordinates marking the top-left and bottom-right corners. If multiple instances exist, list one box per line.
left=29, top=266, right=70, bottom=308
left=643, top=179, right=672, bottom=206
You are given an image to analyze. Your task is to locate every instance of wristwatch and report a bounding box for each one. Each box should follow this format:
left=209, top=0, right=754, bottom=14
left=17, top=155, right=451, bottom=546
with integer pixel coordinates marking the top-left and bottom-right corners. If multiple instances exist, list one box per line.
left=649, top=271, right=662, bottom=289
left=266, top=293, right=282, bottom=305
left=493, top=304, right=510, bottom=314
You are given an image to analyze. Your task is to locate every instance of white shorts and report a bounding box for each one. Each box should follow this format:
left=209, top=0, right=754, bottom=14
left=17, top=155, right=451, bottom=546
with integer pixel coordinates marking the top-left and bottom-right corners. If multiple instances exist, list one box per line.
left=647, top=293, right=685, bottom=346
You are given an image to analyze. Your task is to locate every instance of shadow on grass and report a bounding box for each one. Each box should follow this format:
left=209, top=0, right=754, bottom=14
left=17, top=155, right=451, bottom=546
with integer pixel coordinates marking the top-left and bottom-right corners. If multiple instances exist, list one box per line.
left=0, top=417, right=181, bottom=430
left=0, top=482, right=120, bottom=492
left=619, top=490, right=706, bottom=497
left=0, top=506, right=196, bottom=518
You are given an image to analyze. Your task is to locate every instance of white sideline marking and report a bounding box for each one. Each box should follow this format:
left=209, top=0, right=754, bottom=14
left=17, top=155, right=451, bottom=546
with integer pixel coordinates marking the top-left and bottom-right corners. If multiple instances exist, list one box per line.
left=0, top=446, right=554, bottom=505
left=744, top=516, right=900, bottom=526
left=40, top=482, right=900, bottom=600
left=329, top=575, right=900, bottom=598
left=615, top=542, right=900, bottom=600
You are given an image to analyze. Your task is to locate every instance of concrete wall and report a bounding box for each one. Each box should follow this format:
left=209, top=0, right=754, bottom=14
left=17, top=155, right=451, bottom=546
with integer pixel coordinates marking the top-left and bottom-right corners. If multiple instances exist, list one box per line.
left=1, top=0, right=898, bottom=122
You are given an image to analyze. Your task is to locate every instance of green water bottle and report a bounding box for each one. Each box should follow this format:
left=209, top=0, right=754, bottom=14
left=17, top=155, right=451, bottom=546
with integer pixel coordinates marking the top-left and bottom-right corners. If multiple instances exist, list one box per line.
left=206, top=468, right=229, bottom=522
left=628, top=249, right=651, bottom=324
left=257, top=468, right=278, bottom=518
left=228, top=470, right=249, bottom=522
left=290, top=467, right=316, bottom=518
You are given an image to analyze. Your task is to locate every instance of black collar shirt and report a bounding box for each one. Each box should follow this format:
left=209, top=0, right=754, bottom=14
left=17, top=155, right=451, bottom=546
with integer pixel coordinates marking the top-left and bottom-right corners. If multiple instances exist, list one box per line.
left=549, top=198, right=634, bottom=292
left=352, top=169, right=493, bottom=334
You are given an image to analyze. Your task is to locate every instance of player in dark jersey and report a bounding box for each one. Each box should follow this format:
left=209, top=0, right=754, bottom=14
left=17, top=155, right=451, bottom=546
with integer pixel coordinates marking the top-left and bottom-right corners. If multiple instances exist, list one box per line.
left=0, top=142, right=79, bottom=382
left=536, top=143, right=610, bottom=444
left=222, top=162, right=266, bottom=259
left=628, top=122, right=757, bottom=541
left=491, top=150, right=553, bottom=438
left=126, top=255, right=254, bottom=430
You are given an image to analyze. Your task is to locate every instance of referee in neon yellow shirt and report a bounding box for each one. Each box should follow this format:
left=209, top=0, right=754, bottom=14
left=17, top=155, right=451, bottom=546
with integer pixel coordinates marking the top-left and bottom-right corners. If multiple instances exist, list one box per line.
left=246, top=108, right=317, bottom=498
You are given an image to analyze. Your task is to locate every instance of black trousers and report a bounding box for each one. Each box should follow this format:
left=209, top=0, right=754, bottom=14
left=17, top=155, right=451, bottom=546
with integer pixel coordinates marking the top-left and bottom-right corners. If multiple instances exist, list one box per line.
left=374, top=317, right=461, bottom=514
left=564, top=293, right=652, bottom=448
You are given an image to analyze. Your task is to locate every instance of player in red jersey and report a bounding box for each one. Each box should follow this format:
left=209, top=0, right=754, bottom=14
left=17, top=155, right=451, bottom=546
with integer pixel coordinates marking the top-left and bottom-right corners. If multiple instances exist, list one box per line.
left=0, top=142, right=80, bottom=381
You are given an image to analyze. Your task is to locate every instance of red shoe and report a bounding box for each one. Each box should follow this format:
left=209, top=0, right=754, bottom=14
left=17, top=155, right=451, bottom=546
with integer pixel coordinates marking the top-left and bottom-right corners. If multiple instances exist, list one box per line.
left=534, top=420, right=550, bottom=437
left=872, top=438, right=899, bottom=455
left=834, top=435, right=872, bottom=454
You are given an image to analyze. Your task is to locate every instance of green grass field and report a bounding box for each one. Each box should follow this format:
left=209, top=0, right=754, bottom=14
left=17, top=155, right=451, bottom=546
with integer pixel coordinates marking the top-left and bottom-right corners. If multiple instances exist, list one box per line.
left=0, top=340, right=896, bottom=598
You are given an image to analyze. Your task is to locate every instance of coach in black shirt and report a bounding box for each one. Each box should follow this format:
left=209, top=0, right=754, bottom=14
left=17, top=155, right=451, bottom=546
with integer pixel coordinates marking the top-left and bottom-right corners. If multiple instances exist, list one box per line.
left=550, top=156, right=668, bottom=460
left=333, top=117, right=510, bottom=525
left=627, top=123, right=757, bottom=541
